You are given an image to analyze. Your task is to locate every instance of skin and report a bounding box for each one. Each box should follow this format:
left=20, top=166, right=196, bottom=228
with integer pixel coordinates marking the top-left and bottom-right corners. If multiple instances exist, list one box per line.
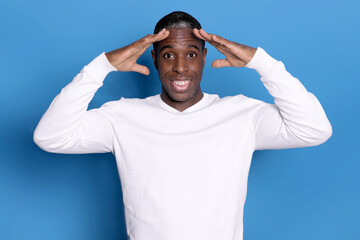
left=151, top=28, right=207, bottom=112
left=105, top=28, right=170, bottom=75
left=105, top=27, right=257, bottom=112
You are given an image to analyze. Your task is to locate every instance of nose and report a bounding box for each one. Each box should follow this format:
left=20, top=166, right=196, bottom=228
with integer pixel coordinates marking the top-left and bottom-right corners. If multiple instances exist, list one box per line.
left=172, top=56, right=188, bottom=74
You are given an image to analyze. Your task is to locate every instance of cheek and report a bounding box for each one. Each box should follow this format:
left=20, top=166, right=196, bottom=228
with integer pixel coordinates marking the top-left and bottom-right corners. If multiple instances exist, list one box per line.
left=157, top=62, right=172, bottom=74
left=156, top=67, right=166, bottom=80
left=190, top=61, right=204, bottom=75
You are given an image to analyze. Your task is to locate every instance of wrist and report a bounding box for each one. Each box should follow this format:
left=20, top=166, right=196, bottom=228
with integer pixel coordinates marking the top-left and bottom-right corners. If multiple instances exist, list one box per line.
left=105, top=51, right=118, bottom=69
left=245, top=47, right=278, bottom=77
left=244, top=46, right=258, bottom=65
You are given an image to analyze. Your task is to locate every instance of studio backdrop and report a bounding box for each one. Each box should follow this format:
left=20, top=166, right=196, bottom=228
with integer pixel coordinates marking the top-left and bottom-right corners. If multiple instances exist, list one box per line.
left=0, top=0, right=359, bottom=239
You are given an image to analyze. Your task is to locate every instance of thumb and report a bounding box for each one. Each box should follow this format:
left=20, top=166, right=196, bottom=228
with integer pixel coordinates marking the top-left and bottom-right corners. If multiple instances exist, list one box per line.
left=132, top=64, right=150, bottom=75
left=211, top=59, right=231, bottom=68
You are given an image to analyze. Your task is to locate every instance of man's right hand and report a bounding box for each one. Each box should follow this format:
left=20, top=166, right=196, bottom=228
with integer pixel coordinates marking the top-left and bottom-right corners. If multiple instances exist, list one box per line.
left=105, top=28, right=169, bottom=75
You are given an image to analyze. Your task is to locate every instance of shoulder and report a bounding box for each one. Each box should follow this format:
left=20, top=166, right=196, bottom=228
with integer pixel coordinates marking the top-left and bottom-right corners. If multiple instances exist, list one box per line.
left=95, top=96, right=146, bottom=111
left=213, top=94, right=277, bottom=117
left=99, top=95, right=161, bottom=114
left=218, top=94, right=264, bottom=106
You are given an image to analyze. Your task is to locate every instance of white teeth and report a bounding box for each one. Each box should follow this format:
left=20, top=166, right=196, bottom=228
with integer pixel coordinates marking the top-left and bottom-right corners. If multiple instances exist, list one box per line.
left=174, top=80, right=190, bottom=86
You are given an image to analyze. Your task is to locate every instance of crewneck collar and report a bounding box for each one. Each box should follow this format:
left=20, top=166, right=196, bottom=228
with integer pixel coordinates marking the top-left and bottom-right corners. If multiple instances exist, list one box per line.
left=156, top=93, right=209, bottom=114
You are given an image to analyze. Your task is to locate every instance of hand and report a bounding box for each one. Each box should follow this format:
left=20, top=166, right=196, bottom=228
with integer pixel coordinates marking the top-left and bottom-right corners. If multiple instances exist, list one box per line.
left=193, top=28, right=257, bottom=68
left=105, top=28, right=170, bottom=75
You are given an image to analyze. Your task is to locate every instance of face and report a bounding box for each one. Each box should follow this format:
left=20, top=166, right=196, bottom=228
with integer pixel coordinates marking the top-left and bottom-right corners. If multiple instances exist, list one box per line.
left=151, top=28, right=207, bottom=111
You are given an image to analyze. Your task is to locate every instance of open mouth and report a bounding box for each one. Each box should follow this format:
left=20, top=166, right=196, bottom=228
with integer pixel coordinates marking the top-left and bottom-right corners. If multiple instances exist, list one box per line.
left=170, top=79, right=191, bottom=92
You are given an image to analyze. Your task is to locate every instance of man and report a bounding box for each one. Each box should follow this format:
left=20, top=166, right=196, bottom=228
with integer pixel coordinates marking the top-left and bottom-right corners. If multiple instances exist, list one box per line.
left=34, top=11, right=332, bottom=240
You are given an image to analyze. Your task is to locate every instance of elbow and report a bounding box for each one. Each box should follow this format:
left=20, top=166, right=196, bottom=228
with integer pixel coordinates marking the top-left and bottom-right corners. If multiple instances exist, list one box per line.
left=33, top=128, right=41, bottom=147
left=33, top=128, right=58, bottom=153
left=324, top=121, right=333, bottom=141
left=291, top=119, right=333, bottom=147
left=33, top=129, right=49, bottom=152
left=310, top=120, right=333, bottom=146
left=33, top=127, right=79, bottom=154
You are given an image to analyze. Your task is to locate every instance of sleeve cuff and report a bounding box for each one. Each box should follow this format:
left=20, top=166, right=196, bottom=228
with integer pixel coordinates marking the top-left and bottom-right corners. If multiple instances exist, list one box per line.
left=245, top=47, right=278, bottom=77
left=83, top=52, right=118, bottom=80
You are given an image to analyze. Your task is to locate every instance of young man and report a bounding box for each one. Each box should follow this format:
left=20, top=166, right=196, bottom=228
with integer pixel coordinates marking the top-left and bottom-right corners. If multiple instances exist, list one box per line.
left=34, top=11, right=332, bottom=240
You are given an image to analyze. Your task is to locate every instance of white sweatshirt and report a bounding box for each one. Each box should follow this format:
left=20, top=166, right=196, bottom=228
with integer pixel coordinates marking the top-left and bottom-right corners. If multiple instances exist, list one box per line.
left=33, top=47, right=332, bottom=240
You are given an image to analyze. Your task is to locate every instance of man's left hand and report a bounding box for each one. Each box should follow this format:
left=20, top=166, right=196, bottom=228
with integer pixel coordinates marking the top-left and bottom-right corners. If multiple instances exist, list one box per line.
left=194, top=28, right=257, bottom=68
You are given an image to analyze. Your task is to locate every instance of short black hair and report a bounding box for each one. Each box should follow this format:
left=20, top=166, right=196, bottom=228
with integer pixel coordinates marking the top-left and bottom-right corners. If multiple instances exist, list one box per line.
left=153, top=11, right=205, bottom=52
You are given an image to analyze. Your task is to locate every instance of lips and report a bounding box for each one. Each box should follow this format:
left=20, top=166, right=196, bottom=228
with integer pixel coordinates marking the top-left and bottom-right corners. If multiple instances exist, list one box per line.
left=169, top=78, right=192, bottom=92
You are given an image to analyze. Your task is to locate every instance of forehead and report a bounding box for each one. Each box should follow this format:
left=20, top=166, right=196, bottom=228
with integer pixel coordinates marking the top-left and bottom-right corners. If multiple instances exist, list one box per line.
left=157, top=28, right=202, bottom=50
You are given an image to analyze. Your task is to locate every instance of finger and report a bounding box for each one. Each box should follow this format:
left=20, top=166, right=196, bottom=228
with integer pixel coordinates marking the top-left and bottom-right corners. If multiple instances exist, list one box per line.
left=211, top=34, right=230, bottom=47
left=150, top=28, right=170, bottom=43
left=193, top=28, right=206, bottom=41
left=132, top=64, right=150, bottom=75
left=211, top=59, right=231, bottom=68
left=197, top=29, right=227, bottom=51
left=202, top=39, right=228, bottom=56
left=142, top=30, right=169, bottom=51
left=145, top=28, right=169, bottom=45
left=133, top=29, right=169, bottom=48
left=198, top=29, right=224, bottom=47
left=195, top=29, right=214, bottom=47
left=198, top=29, right=213, bottom=42
left=131, top=30, right=169, bottom=57
left=195, top=29, right=228, bottom=57
left=199, top=29, right=231, bottom=47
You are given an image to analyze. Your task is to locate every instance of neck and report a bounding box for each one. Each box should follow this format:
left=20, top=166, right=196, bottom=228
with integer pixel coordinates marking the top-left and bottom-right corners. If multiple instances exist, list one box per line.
left=160, top=90, right=204, bottom=112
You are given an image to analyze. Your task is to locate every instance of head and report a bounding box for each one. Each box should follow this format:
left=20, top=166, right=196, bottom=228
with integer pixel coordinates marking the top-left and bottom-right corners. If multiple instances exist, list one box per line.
left=151, top=11, right=207, bottom=111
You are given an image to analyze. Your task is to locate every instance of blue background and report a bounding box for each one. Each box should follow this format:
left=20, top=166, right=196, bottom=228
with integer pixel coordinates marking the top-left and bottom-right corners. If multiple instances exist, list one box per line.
left=1, top=0, right=359, bottom=239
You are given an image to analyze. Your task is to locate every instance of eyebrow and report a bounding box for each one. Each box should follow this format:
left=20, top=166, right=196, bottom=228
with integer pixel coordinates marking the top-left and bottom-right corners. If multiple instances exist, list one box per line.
left=159, top=44, right=200, bottom=52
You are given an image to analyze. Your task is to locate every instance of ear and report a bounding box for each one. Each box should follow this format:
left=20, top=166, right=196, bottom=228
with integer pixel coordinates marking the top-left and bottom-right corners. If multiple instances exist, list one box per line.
left=202, top=48, right=207, bottom=66
left=151, top=49, right=158, bottom=70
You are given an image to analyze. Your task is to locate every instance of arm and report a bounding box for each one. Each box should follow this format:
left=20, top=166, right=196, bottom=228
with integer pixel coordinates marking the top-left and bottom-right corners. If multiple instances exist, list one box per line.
left=245, top=47, right=332, bottom=150
left=33, top=53, right=119, bottom=154
left=33, top=29, right=170, bottom=154
left=194, top=29, right=332, bottom=150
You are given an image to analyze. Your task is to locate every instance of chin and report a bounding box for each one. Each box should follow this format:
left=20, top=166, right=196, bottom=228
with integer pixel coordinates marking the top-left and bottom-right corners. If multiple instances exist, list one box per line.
left=162, top=84, right=202, bottom=104
left=168, top=92, right=193, bottom=103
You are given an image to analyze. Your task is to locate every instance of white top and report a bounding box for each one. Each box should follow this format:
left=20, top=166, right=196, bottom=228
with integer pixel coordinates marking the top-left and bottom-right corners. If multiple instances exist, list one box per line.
left=33, top=47, right=332, bottom=240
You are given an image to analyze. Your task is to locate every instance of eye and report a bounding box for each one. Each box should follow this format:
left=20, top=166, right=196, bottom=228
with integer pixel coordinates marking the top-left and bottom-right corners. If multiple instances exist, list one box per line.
left=188, top=52, right=197, bottom=58
left=163, top=53, right=174, bottom=59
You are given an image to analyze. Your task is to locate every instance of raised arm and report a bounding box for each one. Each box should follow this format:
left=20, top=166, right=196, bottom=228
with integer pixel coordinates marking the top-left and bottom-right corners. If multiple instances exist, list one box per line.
left=33, top=29, right=170, bottom=154
left=194, top=28, right=332, bottom=150
left=245, top=47, right=332, bottom=149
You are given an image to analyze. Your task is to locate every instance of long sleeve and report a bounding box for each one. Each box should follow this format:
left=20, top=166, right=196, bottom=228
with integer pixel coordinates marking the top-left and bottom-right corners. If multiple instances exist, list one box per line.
left=33, top=52, right=119, bottom=154
left=245, top=47, right=332, bottom=150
